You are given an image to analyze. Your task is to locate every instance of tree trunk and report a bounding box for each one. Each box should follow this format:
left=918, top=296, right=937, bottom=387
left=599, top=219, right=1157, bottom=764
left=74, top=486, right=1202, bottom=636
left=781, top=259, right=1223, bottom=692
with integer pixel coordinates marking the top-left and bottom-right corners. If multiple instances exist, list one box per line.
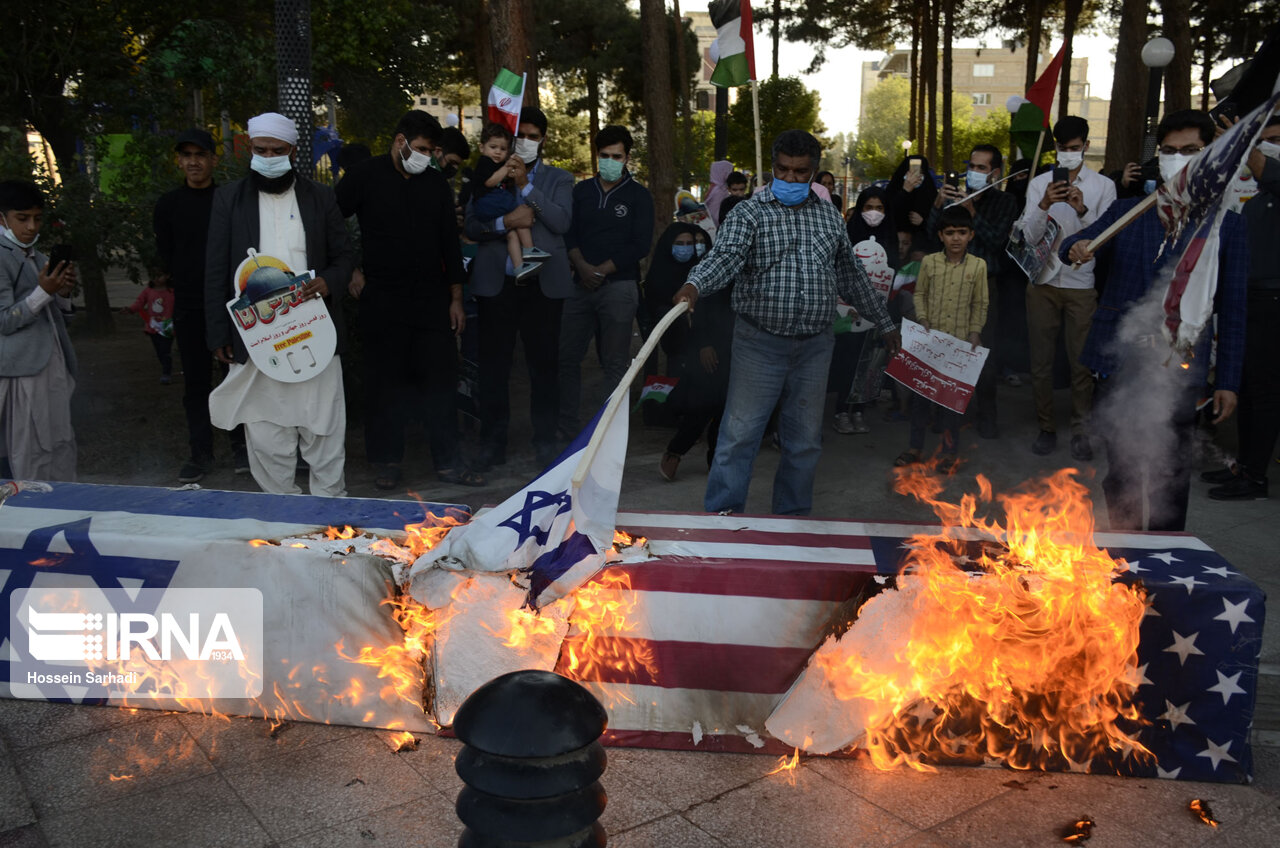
left=1161, top=0, right=1193, bottom=111
left=772, top=0, right=781, bottom=79
left=522, top=0, right=540, bottom=108
left=474, top=5, right=496, bottom=100
left=640, top=0, right=676, bottom=246
left=941, top=0, right=955, bottom=171
left=909, top=7, right=920, bottom=143
left=40, top=127, right=114, bottom=335
left=482, top=0, right=533, bottom=103
left=1025, top=0, right=1044, bottom=91
left=587, top=63, right=601, bottom=174
left=673, top=0, right=693, bottom=190
left=1103, top=0, right=1148, bottom=172
left=1058, top=0, right=1084, bottom=119
left=1198, top=27, right=1214, bottom=111
left=924, top=0, right=939, bottom=164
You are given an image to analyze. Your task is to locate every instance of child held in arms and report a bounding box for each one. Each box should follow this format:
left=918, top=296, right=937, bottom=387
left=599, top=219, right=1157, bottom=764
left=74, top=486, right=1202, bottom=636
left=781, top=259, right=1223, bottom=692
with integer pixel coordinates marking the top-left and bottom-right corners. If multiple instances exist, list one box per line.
left=472, top=122, right=549, bottom=281
left=894, top=205, right=987, bottom=473
left=0, top=179, right=79, bottom=480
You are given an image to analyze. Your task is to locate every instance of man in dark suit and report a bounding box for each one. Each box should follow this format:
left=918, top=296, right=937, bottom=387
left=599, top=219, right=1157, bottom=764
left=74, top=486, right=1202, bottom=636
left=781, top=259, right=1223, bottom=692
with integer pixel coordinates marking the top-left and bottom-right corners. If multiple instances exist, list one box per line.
left=464, top=106, right=575, bottom=469
left=204, top=112, right=353, bottom=497
left=1061, top=109, right=1248, bottom=532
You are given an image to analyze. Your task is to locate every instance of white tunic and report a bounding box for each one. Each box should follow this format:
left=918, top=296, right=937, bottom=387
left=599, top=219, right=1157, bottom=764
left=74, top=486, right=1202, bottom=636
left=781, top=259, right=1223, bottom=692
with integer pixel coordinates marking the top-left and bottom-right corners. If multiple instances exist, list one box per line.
left=208, top=186, right=344, bottom=434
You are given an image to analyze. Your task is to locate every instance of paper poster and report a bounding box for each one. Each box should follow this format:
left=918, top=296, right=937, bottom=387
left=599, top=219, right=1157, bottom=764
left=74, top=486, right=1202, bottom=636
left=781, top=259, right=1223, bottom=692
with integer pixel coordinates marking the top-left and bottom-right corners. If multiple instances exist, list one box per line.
left=226, top=250, right=336, bottom=383
left=836, top=238, right=893, bottom=333
left=886, top=318, right=989, bottom=413
left=1006, top=216, right=1061, bottom=284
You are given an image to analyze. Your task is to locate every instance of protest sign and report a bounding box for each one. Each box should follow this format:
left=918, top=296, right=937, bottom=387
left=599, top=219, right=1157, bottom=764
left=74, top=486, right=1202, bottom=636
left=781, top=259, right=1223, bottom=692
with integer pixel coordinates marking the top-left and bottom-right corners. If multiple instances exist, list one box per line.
left=886, top=318, right=989, bottom=413
left=1006, top=216, right=1061, bottom=284
left=226, top=250, right=336, bottom=383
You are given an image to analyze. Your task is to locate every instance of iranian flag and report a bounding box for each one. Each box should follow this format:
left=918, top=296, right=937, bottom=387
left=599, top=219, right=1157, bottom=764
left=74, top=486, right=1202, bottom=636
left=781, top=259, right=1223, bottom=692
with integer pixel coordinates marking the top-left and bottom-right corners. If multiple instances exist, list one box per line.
left=709, top=0, right=756, bottom=88
left=634, top=375, right=679, bottom=409
left=487, top=68, right=525, bottom=134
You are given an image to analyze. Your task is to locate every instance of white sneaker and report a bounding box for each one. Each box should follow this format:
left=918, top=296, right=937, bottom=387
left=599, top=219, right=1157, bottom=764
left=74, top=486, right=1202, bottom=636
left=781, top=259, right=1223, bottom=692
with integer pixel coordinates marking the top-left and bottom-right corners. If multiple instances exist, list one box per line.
left=514, top=262, right=541, bottom=281
left=851, top=411, right=870, bottom=434
left=834, top=412, right=855, bottom=434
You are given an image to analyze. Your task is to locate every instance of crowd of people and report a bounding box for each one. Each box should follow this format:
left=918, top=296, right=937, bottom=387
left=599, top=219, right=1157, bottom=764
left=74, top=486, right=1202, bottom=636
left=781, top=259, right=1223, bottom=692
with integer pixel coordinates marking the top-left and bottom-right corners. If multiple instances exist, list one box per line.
left=1, top=100, right=1277, bottom=535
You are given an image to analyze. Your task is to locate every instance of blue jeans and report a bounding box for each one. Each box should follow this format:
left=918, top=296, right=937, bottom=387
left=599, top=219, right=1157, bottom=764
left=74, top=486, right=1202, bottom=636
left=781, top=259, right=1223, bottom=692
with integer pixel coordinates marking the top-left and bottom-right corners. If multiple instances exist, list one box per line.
left=705, top=318, right=835, bottom=516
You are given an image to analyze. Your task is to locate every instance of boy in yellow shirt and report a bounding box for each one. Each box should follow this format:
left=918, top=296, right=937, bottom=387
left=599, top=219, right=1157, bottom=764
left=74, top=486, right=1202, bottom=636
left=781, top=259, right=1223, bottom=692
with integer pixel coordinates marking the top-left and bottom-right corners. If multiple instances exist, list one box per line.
left=896, top=206, right=987, bottom=471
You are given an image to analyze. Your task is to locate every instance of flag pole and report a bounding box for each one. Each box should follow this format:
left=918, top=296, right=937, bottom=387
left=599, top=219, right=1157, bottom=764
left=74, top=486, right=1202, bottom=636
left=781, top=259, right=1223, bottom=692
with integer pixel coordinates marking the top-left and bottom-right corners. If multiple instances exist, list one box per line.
left=1070, top=191, right=1160, bottom=266
left=572, top=301, right=691, bottom=488
left=751, top=79, right=763, bottom=187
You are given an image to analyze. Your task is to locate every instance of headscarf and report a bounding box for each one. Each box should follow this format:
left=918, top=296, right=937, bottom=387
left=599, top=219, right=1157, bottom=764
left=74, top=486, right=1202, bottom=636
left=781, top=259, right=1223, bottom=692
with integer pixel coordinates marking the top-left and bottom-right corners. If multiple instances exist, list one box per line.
left=886, top=154, right=937, bottom=231
left=246, top=112, right=298, bottom=145
left=810, top=182, right=831, bottom=202
left=645, top=222, right=712, bottom=305
left=845, top=186, right=900, bottom=269
left=703, top=160, right=733, bottom=226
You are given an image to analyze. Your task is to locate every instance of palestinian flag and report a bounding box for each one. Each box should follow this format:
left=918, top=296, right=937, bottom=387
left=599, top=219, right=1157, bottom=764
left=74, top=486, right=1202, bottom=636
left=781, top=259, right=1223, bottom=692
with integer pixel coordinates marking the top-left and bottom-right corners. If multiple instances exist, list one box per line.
left=709, top=0, right=756, bottom=88
left=634, top=375, right=679, bottom=410
left=487, top=68, right=525, bottom=134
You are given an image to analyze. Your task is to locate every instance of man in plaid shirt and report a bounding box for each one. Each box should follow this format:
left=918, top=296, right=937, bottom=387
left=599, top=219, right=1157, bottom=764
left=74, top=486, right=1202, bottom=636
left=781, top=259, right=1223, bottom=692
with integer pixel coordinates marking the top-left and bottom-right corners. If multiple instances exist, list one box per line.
left=1060, top=110, right=1247, bottom=532
left=675, top=130, right=900, bottom=516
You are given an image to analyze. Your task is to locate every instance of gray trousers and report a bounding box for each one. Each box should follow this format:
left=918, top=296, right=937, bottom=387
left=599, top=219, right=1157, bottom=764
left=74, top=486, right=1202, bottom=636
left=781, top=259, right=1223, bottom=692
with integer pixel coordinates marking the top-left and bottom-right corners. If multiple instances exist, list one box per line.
left=557, top=279, right=638, bottom=437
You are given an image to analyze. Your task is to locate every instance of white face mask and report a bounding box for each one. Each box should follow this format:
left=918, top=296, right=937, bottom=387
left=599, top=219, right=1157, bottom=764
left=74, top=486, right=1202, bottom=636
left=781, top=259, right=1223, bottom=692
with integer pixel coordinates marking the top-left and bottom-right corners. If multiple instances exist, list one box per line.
left=1258, top=140, right=1280, bottom=161
left=0, top=216, right=38, bottom=249
left=861, top=210, right=886, bottom=227
left=1158, top=152, right=1193, bottom=183
left=1056, top=150, right=1084, bottom=170
left=514, top=137, right=541, bottom=165
left=400, top=142, right=432, bottom=175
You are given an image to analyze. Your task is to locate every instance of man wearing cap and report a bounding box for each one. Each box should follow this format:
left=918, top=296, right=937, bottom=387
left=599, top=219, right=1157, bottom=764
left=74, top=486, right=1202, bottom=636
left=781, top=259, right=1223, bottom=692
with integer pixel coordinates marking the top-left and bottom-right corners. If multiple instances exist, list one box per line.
left=154, top=129, right=248, bottom=483
left=337, top=109, right=483, bottom=490
left=464, top=106, right=575, bottom=470
left=204, top=112, right=353, bottom=496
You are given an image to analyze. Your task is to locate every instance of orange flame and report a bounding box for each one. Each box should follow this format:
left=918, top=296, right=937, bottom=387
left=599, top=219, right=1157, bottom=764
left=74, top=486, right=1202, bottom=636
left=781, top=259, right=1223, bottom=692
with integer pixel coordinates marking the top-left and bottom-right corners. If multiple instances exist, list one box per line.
left=108, top=773, right=133, bottom=781
left=558, top=571, right=657, bottom=706
left=612, top=530, right=647, bottom=551
left=825, top=466, right=1150, bottom=773
left=498, top=606, right=561, bottom=651
left=325, top=525, right=359, bottom=540
left=766, top=748, right=802, bottom=784
left=388, top=730, right=418, bottom=752
left=1189, top=799, right=1218, bottom=828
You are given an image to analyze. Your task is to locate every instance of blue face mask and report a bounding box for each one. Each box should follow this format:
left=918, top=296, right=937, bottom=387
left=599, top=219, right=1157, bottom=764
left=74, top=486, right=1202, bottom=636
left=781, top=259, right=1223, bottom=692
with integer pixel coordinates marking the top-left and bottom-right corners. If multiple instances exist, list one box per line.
left=251, top=154, right=293, bottom=179
left=598, top=157, right=625, bottom=183
left=965, top=170, right=988, bottom=192
left=671, top=244, right=695, bottom=263
left=771, top=179, right=810, bottom=207
left=695, top=242, right=707, bottom=257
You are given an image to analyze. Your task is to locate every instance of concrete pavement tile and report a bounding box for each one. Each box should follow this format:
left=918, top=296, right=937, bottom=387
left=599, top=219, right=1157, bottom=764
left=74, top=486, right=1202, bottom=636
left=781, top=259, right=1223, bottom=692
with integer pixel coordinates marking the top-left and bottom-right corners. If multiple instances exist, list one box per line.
left=221, top=731, right=432, bottom=842
left=385, top=731, right=465, bottom=796
left=1025, top=772, right=1272, bottom=845
left=604, top=747, right=778, bottom=810
left=13, top=714, right=213, bottom=816
left=1204, top=797, right=1280, bottom=847
left=0, top=700, right=161, bottom=751
left=609, top=813, right=725, bottom=847
left=278, top=790, right=461, bottom=848
left=38, top=773, right=271, bottom=848
left=0, top=735, right=35, bottom=831
left=598, top=759, right=674, bottom=834
left=806, top=757, right=1021, bottom=829
left=888, top=834, right=951, bottom=848
left=683, top=765, right=919, bottom=848
left=1251, top=743, right=1280, bottom=801
left=0, top=825, right=47, bottom=848
left=176, top=711, right=362, bottom=767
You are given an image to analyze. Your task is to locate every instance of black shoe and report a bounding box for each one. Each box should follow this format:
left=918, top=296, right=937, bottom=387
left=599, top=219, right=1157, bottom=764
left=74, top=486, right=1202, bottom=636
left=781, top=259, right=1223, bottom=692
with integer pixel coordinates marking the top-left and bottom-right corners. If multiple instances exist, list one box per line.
left=233, top=446, right=251, bottom=475
left=1200, top=465, right=1238, bottom=484
left=1070, top=435, right=1094, bottom=461
left=1209, top=475, right=1268, bottom=500
left=178, top=456, right=212, bottom=484
left=1031, top=430, right=1057, bottom=455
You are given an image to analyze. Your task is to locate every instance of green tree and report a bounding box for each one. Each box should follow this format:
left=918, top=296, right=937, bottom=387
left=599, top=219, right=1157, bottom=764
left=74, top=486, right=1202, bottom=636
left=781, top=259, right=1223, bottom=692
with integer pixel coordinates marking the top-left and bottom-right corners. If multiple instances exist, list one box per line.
left=726, top=76, right=824, bottom=176
left=856, top=76, right=911, bottom=179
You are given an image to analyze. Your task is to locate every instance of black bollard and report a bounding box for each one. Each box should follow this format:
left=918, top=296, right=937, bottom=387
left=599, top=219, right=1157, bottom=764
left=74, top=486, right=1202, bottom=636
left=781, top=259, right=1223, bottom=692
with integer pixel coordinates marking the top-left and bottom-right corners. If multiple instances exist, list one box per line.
left=453, top=669, right=609, bottom=848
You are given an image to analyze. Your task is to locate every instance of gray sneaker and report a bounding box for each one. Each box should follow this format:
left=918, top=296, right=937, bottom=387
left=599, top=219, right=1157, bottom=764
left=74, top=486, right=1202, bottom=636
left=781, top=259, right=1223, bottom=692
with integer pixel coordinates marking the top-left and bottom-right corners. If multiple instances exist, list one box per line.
left=851, top=411, right=870, bottom=434
left=834, top=412, right=855, bottom=434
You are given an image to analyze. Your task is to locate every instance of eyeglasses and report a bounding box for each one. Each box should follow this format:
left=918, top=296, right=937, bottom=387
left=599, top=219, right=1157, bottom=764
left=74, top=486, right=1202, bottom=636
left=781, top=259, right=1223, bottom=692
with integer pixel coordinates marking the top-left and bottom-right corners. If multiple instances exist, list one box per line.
left=1158, top=145, right=1203, bottom=156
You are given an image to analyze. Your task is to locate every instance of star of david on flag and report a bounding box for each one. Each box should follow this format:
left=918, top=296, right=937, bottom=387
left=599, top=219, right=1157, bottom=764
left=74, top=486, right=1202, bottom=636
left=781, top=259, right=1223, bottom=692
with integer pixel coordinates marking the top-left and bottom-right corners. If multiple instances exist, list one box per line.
left=409, top=395, right=628, bottom=609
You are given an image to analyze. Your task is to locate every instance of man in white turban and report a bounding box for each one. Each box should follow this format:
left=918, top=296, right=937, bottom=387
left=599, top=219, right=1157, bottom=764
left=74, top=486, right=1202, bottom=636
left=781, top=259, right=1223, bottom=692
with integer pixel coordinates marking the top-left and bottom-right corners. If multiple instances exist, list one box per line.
left=204, top=111, right=354, bottom=496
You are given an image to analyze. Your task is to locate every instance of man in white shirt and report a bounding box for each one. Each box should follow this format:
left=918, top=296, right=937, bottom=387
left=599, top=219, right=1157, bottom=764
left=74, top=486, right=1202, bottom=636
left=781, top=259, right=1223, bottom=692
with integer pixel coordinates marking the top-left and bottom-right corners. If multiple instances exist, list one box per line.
left=1015, top=116, right=1116, bottom=460
left=204, top=112, right=353, bottom=496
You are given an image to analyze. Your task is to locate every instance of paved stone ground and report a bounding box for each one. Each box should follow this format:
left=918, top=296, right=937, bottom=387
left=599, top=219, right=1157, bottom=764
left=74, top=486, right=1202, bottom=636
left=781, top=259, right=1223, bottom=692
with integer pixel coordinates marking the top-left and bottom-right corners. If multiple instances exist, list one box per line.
left=0, top=275, right=1276, bottom=846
